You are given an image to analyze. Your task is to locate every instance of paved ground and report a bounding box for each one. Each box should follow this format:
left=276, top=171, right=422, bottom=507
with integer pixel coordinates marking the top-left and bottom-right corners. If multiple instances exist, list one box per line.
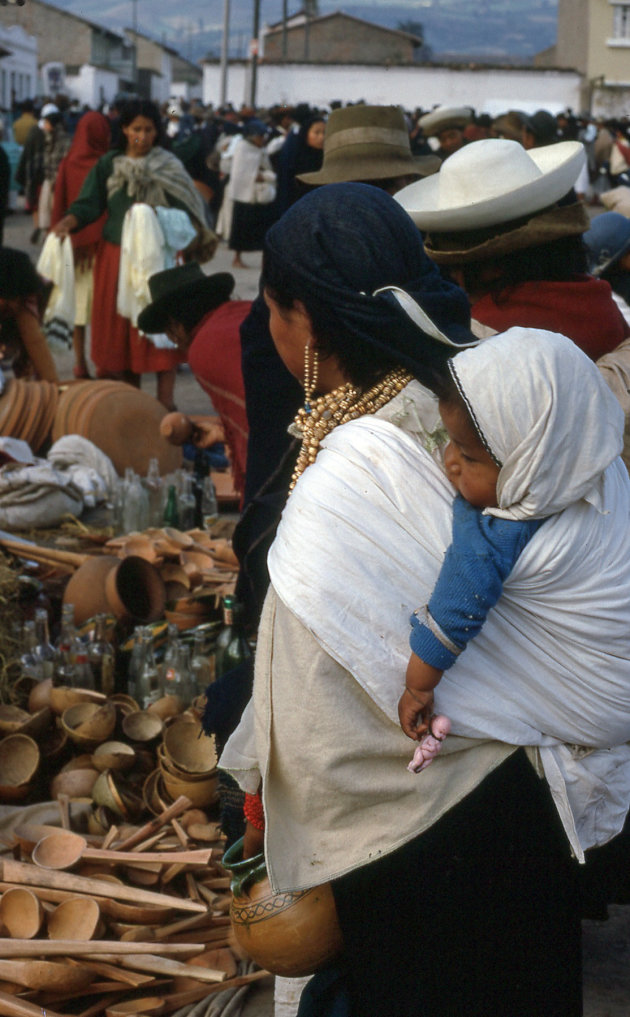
left=4, top=204, right=630, bottom=1016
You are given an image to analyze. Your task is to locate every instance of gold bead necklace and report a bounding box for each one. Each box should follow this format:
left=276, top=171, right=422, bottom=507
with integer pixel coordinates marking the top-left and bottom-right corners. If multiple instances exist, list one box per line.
left=289, top=366, right=413, bottom=492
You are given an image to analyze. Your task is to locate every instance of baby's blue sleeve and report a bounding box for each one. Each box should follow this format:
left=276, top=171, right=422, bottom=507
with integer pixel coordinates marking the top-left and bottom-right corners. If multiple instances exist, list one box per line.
left=409, top=496, right=544, bottom=669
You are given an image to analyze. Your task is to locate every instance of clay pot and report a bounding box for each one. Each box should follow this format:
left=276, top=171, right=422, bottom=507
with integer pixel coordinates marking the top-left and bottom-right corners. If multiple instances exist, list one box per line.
left=64, top=556, right=166, bottom=626
left=224, top=838, right=343, bottom=978
left=160, top=412, right=194, bottom=446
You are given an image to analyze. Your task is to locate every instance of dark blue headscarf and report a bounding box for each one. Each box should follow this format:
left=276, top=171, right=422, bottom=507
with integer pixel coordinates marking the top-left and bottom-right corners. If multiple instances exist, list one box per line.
left=263, top=182, right=477, bottom=378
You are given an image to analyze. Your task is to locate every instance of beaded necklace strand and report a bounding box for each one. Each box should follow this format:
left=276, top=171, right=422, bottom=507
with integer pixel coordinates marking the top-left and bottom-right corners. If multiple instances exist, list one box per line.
left=289, top=366, right=413, bottom=492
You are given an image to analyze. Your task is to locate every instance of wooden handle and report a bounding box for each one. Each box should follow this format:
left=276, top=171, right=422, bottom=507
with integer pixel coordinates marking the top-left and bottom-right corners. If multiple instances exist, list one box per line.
left=114, top=796, right=192, bottom=851
left=0, top=536, right=88, bottom=568
left=95, top=954, right=226, bottom=983
left=0, top=939, right=203, bottom=958
left=0, top=860, right=205, bottom=913
left=81, top=846, right=214, bottom=866
left=0, top=989, right=69, bottom=1017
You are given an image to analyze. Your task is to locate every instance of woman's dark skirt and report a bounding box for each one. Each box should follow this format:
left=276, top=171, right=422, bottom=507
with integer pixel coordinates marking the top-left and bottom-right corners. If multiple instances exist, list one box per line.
left=301, top=749, right=582, bottom=1017
left=229, top=199, right=277, bottom=252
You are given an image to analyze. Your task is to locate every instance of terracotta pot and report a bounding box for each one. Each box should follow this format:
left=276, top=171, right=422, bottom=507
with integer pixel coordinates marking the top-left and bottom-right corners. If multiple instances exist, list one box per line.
left=223, top=837, right=343, bottom=978
left=64, top=555, right=166, bottom=626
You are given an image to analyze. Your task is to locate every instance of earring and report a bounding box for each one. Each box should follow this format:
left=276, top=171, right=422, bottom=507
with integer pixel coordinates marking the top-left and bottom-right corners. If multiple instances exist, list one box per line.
left=303, top=343, right=319, bottom=413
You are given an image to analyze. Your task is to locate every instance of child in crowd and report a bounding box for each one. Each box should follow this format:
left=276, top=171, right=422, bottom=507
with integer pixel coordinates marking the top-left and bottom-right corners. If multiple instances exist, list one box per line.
left=398, top=328, right=624, bottom=748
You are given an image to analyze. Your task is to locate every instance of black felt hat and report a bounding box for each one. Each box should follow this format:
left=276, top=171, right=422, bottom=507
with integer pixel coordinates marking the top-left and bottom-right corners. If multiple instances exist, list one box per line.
left=138, top=263, right=235, bottom=334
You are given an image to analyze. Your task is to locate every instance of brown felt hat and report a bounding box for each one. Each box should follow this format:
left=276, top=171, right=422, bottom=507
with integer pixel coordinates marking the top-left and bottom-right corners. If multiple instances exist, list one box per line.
left=297, top=105, right=440, bottom=186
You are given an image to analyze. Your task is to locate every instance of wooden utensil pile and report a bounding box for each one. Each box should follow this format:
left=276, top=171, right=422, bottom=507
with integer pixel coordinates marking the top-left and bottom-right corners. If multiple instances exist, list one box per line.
left=0, top=795, right=269, bottom=1017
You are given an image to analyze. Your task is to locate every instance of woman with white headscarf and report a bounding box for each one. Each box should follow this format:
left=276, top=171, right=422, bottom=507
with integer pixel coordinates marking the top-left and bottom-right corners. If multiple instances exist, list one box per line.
left=220, top=183, right=630, bottom=1017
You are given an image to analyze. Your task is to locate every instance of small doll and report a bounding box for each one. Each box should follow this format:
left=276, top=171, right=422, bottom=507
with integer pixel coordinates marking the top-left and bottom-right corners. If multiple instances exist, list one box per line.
left=407, top=714, right=451, bottom=773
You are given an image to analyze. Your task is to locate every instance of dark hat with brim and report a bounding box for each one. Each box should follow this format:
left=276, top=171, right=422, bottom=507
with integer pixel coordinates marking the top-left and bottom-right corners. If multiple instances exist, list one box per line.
left=137, top=263, right=235, bottom=334
left=297, top=104, right=440, bottom=185
left=0, top=248, right=43, bottom=299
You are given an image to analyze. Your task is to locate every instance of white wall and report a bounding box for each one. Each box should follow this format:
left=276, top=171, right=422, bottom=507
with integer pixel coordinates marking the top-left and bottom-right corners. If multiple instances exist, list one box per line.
left=0, top=24, right=37, bottom=107
left=65, top=64, right=119, bottom=108
left=202, top=61, right=582, bottom=114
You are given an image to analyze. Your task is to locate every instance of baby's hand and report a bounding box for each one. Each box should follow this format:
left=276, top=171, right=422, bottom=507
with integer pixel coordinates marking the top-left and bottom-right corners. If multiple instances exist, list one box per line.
left=398, top=686, right=434, bottom=740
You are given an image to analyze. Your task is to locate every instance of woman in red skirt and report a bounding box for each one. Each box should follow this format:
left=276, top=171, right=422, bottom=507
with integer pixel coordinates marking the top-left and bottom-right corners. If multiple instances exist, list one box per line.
left=53, top=99, right=216, bottom=409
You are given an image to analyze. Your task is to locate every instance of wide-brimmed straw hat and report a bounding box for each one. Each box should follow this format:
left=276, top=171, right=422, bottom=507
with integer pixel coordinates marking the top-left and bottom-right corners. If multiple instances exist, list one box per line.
left=395, top=138, right=585, bottom=231
left=137, top=264, right=235, bottom=334
left=297, top=105, right=440, bottom=186
left=419, top=106, right=472, bottom=137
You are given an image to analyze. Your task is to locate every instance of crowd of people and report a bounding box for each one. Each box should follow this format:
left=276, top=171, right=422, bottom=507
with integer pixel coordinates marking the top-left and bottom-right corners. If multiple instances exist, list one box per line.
left=2, top=92, right=630, bottom=1015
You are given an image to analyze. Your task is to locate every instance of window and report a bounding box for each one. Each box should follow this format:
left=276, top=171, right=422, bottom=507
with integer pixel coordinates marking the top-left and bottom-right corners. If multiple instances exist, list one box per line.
left=613, top=3, right=630, bottom=39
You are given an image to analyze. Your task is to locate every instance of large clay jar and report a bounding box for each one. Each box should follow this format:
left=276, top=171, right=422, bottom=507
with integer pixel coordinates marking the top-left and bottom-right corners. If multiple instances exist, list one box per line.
left=223, top=837, right=343, bottom=977
left=63, top=555, right=165, bottom=625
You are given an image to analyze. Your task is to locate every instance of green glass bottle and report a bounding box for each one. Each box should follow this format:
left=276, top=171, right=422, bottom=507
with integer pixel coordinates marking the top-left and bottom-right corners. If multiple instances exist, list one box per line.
left=163, top=483, right=180, bottom=527
left=215, top=596, right=251, bottom=678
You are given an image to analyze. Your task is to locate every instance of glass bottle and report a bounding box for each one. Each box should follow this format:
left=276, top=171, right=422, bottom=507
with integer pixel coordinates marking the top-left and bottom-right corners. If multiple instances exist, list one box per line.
left=160, top=623, right=180, bottom=696
left=215, top=596, right=251, bottom=679
left=135, top=630, right=161, bottom=708
left=33, top=607, right=56, bottom=681
left=122, top=468, right=149, bottom=534
left=144, top=457, right=165, bottom=528
left=127, top=625, right=148, bottom=701
left=201, top=475, right=219, bottom=532
left=163, top=484, right=180, bottom=527
left=178, top=472, right=196, bottom=532
left=190, top=629, right=214, bottom=697
left=55, top=604, right=78, bottom=686
left=88, top=614, right=116, bottom=696
left=71, top=630, right=95, bottom=691
left=20, top=620, right=44, bottom=682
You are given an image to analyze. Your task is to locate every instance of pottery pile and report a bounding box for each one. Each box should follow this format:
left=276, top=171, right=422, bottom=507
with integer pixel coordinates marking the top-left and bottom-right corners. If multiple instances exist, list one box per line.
left=104, top=527, right=238, bottom=631
left=0, top=378, right=59, bottom=454
left=52, top=380, right=183, bottom=476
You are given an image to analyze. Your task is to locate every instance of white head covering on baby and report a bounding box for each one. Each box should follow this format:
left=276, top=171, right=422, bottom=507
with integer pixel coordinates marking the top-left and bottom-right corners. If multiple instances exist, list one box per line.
left=449, top=327, right=625, bottom=520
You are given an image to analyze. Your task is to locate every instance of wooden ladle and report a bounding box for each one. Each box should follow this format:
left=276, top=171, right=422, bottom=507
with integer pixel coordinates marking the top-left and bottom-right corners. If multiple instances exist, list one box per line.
left=32, top=830, right=214, bottom=871
left=0, top=959, right=95, bottom=993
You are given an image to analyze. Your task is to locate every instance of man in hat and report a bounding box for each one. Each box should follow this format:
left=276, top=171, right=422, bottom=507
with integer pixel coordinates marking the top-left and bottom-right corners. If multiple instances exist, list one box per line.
left=522, top=109, right=558, bottom=149
left=418, top=105, right=472, bottom=161
left=396, top=137, right=628, bottom=360
left=296, top=103, right=440, bottom=193
left=137, top=263, right=250, bottom=500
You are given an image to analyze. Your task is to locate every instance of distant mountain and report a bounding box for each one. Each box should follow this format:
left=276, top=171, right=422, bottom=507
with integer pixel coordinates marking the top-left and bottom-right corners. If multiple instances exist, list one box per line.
left=42, top=0, right=558, bottom=65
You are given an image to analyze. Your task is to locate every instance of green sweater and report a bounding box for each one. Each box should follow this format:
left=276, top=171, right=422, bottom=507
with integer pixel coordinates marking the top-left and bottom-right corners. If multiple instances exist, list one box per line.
left=68, top=149, right=191, bottom=246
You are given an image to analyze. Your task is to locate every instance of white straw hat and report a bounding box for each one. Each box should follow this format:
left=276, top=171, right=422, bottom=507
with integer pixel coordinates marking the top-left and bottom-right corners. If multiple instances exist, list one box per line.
left=419, top=106, right=472, bottom=136
left=395, top=138, right=586, bottom=231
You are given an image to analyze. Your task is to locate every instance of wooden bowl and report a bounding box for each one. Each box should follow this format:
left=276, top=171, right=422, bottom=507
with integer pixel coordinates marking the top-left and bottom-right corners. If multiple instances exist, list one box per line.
left=0, top=888, right=43, bottom=939
left=0, top=705, right=33, bottom=735
left=147, top=695, right=183, bottom=721
left=49, top=685, right=106, bottom=716
left=50, top=767, right=99, bottom=801
left=163, top=719, right=217, bottom=774
left=61, top=701, right=117, bottom=749
left=0, top=734, right=39, bottom=787
left=161, top=769, right=219, bottom=809
left=121, top=711, right=163, bottom=745
left=92, top=741, right=136, bottom=773
left=26, top=677, right=52, bottom=714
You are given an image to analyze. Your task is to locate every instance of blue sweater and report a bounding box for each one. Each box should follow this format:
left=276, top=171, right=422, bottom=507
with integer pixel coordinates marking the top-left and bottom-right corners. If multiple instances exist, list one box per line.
left=410, top=495, right=545, bottom=669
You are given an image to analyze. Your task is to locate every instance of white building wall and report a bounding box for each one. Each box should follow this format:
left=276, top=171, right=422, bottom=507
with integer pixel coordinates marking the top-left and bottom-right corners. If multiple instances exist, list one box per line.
left=202, top=61, right=582, bottom=115
left=64, top=64, right=119, bottom=108
left=0, top=24, right=37, bottom=107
